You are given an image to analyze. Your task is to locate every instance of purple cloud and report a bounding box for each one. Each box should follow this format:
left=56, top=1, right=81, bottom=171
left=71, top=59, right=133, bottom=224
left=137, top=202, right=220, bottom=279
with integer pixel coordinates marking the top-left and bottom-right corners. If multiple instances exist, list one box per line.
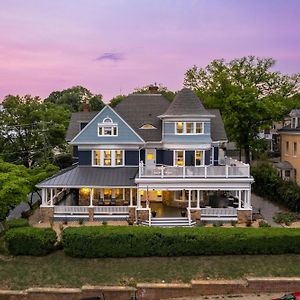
left=95, top=52, right=124, bottom=62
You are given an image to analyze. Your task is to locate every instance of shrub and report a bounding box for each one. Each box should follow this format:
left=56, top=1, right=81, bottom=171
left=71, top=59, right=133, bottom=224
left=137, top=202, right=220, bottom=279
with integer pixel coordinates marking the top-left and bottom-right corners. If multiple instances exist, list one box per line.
left=259, top=220, right=271, bottom=228
left=251, top=163, right=300, bottom=212
left=62, top=226, right=300, bottom=258
left=5, top=218, right=29, bottom=229
left=273, top=212, right=299, bottom=225
left=5, top=227, right=57, bottom=256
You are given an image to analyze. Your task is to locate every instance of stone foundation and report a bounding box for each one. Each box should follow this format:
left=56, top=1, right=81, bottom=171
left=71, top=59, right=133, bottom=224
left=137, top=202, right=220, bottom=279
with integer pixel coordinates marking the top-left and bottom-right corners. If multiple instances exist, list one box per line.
left=136, top=209, right=150, bottom=223
left=39, top=207, right=54, bottom=223
left=128, top=206, right=136, bottom=223
left=190, top=209, right=201, bottom=221
left=88, top=207, right=94, bottom=222
left=237, top=209, right=252, bottom=223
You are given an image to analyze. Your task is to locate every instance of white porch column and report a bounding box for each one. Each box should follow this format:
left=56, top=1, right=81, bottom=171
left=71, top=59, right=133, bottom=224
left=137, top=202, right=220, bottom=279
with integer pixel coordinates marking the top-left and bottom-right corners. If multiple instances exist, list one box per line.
left=196, top=190, right=200, bottom=208
left=130, top=188, right=133, bottom=206
left=42, top=188, right=47, bottom=206
left=50, top=188, right=54, bottom=206
left=112, top=188, right=116, bottom=199
left=89, top=188, right=94, bottom=207
left=137, top=189, right=141, bottom=208
left=238, top=190, right=242, bottom=209
left=100, top=188, right=104, bottom=199
left=182, top=189, right=185, bottom=201
left=188, top=190, right=191, bottom=209
left=192, top=190, right=196, bottom=207
left=248, top=189, right=251, bottom=208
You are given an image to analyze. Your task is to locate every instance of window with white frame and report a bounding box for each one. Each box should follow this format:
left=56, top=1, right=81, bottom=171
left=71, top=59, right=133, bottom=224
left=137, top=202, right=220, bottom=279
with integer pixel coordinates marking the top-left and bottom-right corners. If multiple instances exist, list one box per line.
left=195, top=150, right=205, bottom=166
left=174, top=150, right=184, bottom=166
left=92, top=150, right=124, bottom=166
left=293, top=142, right=297, bottom=156
left=98, top=117, right=118, bottom=136
left=175, top=122, right=204, bottom=134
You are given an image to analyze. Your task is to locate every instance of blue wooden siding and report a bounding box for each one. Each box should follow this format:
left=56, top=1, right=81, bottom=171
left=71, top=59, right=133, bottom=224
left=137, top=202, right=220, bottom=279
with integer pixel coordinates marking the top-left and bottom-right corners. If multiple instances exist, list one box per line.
left=163, top=150, right=173, bottom=165
left=140, top=149, right=145, bottom=163
left=72, top=146, right=78, bottom=158
left=185, top=151, right=194, bottom=166
left=205, top=149, right=211, bottom=165
left=125, top=150, right=139, bottom=166
left=163, top=121, right=212, bottom=144
left=78, top=150, right=91, bottom=165
left=72, top=106, right=144, bottom=144
left=213, top=146, right=219, bottom=166
left=156, top=150, right=163, bottom=165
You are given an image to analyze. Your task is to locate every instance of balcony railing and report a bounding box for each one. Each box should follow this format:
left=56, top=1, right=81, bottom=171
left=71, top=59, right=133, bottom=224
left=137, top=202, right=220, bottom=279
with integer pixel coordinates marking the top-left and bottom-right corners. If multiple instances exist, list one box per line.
left=138, top=157, right=250, bottom=178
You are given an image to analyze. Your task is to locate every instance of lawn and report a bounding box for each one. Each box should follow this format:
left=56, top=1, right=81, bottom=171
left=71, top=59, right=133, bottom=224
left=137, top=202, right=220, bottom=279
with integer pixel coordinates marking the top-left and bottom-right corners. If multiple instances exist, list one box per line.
left=1, top=252, right=300, bottom=289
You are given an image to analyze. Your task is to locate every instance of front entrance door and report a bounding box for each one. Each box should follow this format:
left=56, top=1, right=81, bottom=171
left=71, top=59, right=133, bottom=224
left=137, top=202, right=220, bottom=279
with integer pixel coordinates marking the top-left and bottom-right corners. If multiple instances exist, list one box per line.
left=146, top=149, right=156, bottom=167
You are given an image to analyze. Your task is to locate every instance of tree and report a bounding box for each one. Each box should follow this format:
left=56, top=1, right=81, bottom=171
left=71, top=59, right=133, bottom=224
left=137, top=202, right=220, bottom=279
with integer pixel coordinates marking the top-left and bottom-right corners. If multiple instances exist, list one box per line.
left=45, top=86, right=104, bottom=112
left=0, top=95, right=70, bottom=167
left=133, top=84, right=176, bottom=102
left=109, top=95, right=127, bottom=107
left=0, top=161, right=30, bottom=220
left=184, top=56, right=300, bottom=163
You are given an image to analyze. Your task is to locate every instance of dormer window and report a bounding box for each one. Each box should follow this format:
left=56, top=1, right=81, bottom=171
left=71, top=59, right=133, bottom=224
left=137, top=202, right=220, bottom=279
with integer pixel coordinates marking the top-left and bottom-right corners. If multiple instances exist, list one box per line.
left=140, top=124, right=157, bottom=129
left=98, top=117, right=118, bottom=136
left=175, top=122, right=204, bottom=135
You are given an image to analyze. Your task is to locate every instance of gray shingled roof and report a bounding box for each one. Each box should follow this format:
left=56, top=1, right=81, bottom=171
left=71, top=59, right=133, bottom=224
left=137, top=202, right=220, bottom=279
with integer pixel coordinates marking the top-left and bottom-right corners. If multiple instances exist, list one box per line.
left=66, top=111, right=98, bottom=141
left=114, top=94, right=170, bottom=142
left=208, top=109, right=227, bottom=141
left=160, top=88, right=213, bottom=117
left=37, top=166, right=138, bottom=188
left=278, top=124, right=300, bottom=133
left=275, top=161, right=294, bottom=170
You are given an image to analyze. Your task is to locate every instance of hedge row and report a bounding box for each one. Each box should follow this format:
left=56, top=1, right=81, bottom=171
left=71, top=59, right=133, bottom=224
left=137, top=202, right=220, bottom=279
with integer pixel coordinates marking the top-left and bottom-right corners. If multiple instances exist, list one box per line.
left=5, top=227, right=57, bottom=256
left=62, top=226, right=300, bottom=258
left=5, top=218, right=29, bottom=229
left=251, top=163, right=300, bottom=211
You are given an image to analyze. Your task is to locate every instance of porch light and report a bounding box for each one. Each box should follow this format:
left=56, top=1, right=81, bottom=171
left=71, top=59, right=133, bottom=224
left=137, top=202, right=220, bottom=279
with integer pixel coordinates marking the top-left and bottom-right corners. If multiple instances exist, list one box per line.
left=147, top=153, right=154, bottom=160
left=157, top=190, right=162, bottom=197
left=140, top=190, right=144, bottom=196
left=80, top=187, right=90, bottom=196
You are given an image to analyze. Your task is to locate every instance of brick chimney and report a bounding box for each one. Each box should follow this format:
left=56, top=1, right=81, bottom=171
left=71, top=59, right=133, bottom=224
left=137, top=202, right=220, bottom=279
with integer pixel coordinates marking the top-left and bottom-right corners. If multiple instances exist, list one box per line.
left=148, top=85, right=159, bottom=93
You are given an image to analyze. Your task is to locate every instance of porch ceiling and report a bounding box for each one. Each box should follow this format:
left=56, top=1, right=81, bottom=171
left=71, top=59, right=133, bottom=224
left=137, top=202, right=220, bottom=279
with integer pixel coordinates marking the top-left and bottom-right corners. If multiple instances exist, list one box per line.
left=37, top=166, right=138, bottom=188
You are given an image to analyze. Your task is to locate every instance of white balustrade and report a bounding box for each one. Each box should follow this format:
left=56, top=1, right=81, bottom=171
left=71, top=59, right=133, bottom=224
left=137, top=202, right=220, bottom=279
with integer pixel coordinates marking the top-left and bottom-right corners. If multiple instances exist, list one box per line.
left=201, top=207, right=237, bottom=217
left=94, top=206, right=129, bottom=214
left=54, top=206, right=89, bottom=214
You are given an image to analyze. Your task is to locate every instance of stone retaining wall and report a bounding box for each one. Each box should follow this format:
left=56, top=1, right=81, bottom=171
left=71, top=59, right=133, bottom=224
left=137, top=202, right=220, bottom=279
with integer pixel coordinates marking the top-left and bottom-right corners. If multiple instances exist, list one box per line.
left=1, top=278, right=299, bottom=300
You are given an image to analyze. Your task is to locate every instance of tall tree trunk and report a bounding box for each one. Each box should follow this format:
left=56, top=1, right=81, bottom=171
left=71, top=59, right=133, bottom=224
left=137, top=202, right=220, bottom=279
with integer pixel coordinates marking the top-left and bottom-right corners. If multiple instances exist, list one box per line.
left=244, top=145, right=251, bottom=164
left=27, top=192, right=34, bottom=210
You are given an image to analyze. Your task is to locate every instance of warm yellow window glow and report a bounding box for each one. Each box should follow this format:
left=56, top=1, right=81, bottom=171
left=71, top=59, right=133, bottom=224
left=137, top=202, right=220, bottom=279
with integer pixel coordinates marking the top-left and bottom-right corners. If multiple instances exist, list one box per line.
left=147, top=153, right=154, bottom=160
left=104, top=150, right=111, bottom=166
left=104, top=189, right=112, bottom=198
left=195, top=150, right=204, bottom=166
left=176, top=122, right=183, bottom=134
left=157, top=190, right=162, bottom=197
left=140, top=190, right=144, bottom=196
left=195, top=122, right=203, bottom=134
left=186, top=122, right=194, bottom=133
left=175, top=150, right=184, bottom=166
left=94, top=150, right=101, bottom=165
left=115, top=150, right=123, bottom=165
left=80, top=187, right=90, bottom=196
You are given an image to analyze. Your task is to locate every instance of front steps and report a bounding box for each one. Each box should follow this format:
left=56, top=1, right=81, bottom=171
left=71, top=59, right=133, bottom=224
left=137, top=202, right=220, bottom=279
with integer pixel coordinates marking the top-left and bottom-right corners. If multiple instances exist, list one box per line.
left=142, top=217, right=196, bottom=227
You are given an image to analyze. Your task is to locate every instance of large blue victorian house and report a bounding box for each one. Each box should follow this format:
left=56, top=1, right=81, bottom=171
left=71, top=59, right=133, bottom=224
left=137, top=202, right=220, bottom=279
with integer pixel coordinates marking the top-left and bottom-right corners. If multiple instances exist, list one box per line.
left=37, top=88, right=253, bottom=226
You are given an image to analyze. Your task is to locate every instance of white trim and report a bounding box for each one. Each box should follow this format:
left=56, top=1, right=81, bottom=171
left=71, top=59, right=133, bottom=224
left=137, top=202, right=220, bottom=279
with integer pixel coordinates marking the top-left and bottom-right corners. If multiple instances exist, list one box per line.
left=92, top=149, right=125, bottom=167
left=97, top=123, right=118, bottom=137
left=195, top=150, right=205, bottom=166
left=174, top=121, right=205, bottom=135
left=70, top=105, right=145, bottom=145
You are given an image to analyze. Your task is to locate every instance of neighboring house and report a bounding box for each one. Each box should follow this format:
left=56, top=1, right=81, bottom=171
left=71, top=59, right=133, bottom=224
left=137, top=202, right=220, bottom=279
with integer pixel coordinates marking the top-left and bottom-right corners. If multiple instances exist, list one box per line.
left=277, top=109, right=300, bottom=184
left=37, top=88, right=253, bottom=226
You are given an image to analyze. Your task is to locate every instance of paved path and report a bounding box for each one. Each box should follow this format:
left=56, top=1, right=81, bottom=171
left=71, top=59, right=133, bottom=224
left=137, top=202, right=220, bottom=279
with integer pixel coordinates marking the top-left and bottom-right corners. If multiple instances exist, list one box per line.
left=6, top=192, right=40, bottom=220
left=251, top=193, right=286, bottom=227
left=170, top=293, right=283, bottom=299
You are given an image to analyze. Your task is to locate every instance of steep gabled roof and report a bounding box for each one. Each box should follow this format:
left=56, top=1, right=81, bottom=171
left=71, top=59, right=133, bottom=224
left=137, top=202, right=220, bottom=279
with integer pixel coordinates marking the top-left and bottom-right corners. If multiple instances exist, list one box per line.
left=208, top=109, right=227, bottom=141
left=114, top=93, right=170, bottom=142
left=159, top=88, right=213, bottom=118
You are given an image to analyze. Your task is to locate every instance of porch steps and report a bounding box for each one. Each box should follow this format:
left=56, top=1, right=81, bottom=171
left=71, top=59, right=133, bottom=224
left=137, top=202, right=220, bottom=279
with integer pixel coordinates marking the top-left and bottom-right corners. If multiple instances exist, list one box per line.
left=142, top=217, right=196, bottom=227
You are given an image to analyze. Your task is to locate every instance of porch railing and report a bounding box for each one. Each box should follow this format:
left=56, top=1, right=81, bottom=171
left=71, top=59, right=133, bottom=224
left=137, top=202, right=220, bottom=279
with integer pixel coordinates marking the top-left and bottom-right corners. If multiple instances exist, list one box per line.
left=138, top=157, right=250, bottom=179
left=94, top=206, right=129, bottom=214
left=201, top=207, right=237, bottom=217
left=54, top=206, right=89, bottom=214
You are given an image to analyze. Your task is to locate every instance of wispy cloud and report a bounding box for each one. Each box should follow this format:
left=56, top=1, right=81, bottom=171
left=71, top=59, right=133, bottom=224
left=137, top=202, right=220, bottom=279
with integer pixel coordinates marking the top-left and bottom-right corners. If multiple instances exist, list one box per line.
left=94, top=52, right=124, bottom=62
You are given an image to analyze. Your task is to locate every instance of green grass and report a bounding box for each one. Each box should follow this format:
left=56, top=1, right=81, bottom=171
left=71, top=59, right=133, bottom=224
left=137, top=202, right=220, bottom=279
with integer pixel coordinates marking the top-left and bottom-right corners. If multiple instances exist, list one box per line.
left=1, top=252, right=300, bottom=289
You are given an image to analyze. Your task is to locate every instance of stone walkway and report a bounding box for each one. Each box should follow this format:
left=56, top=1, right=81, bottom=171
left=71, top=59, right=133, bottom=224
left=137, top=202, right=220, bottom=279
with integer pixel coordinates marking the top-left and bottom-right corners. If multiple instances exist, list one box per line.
left=251, top=193, right=286, bottom=227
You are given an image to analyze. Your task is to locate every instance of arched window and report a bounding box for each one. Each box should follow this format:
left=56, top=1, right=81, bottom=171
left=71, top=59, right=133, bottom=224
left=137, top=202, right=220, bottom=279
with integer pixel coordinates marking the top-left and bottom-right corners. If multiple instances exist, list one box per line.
left=98, top=117, right=118, bottom=136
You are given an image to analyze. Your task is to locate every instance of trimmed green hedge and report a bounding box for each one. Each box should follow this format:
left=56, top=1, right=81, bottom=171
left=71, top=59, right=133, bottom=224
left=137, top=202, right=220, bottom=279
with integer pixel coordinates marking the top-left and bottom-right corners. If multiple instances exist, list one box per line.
left=5, top=218, right=29, bottom=229
left=62, top=226, right=300, bottom=258
left=5, top=227, right=57, bottom=256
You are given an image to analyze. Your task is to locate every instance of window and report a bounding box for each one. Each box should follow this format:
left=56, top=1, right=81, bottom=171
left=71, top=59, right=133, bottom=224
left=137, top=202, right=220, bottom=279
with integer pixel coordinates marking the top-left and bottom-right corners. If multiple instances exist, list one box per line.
left=286, top=141, right=289, bottom=154
left=115, top=150, right=123, bottom=165
left=195, top=150, right=204, bottom=166
left=293, top=142, right=297, bottom=156
left=94, top=150, right=101, bottom=166
left=140, top=124, right=156, bottom=129
left=175, top=122, right=204, bottom=134
left=176, top=122, right=184, bottom=134
left=115, top=188, right=124, bottom=200
left=92, top=150, right=124, bottom=167
left=292, top=118, right=296, bottom=128
left=98, top=118, right=118, bottom=136
left=285, top=170, right=291, bottom=178
left=174, top=150, right=184, bottom=166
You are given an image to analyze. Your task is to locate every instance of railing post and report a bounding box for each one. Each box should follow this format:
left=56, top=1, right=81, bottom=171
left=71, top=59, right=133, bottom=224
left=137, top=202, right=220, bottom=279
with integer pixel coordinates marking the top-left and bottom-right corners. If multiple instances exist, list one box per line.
left=204, top=166, right=207, bottom=178
left=149, top=208, right=152, bottom=227
left=161, top=165, right=164, bottom=178
left=183, top=166, right=186, bottom=178
left=225, top=165, right=229, bottom=178
left=187, top=208, right=191, bottom=226
left=139, top=161, right=142, bottom=177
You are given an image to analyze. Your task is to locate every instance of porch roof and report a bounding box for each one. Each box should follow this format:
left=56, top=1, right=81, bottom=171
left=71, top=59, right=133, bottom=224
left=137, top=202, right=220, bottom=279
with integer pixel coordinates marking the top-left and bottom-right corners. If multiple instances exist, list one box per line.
left=36, top=166, right=138, bottom=188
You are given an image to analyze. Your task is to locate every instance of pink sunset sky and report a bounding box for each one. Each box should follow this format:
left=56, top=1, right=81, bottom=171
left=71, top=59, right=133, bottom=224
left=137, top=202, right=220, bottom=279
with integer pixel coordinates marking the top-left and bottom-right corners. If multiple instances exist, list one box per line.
left=0, top=0, right=300, bottom=102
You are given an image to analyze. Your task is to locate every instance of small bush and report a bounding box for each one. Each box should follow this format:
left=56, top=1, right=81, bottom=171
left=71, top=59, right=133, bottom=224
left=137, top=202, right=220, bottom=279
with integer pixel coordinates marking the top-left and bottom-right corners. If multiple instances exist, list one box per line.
left=78, top=219, right=84, bottom=225
left=5, top=227, right=57, bottom=256
left=273, top=212, right=299, bottom=225
left=259, top=220, right=271, bottom=228
left=62, top=226, right=300, bottom=258
left=5, top=218, right=29, bottom=229
left=102, top=221, right=107, bottom=226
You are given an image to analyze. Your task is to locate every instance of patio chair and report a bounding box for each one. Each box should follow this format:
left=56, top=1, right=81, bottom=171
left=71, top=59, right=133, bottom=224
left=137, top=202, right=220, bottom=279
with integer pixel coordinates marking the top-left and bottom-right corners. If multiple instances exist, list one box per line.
left=110, top=198, right=116, bottom=206
left=98, top=198, right=104, bottom=206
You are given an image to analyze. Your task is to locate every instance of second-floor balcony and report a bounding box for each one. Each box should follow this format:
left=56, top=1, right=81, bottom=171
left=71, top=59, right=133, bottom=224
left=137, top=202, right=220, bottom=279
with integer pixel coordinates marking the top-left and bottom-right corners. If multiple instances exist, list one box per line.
left=138, top=157, right=250, bottom=179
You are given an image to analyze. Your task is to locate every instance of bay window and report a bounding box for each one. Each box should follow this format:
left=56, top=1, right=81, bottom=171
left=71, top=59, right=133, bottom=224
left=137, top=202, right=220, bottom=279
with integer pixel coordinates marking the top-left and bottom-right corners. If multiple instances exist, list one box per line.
left=92, top=150, right=124, bottom=167
left=175, top=122, right=204, bottom=134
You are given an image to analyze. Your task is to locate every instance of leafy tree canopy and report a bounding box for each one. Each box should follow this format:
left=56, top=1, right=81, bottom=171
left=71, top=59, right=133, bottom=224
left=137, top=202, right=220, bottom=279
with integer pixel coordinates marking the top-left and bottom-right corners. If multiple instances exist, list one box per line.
left=109, top=95, right=127, bottom=107
left=45, top=86, right=104, bottom=112
left=0, top=95, right=70, bottom=167
left=133, top=84, right=176, bottom=102
left=184, top=56, right=300, bottom=163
